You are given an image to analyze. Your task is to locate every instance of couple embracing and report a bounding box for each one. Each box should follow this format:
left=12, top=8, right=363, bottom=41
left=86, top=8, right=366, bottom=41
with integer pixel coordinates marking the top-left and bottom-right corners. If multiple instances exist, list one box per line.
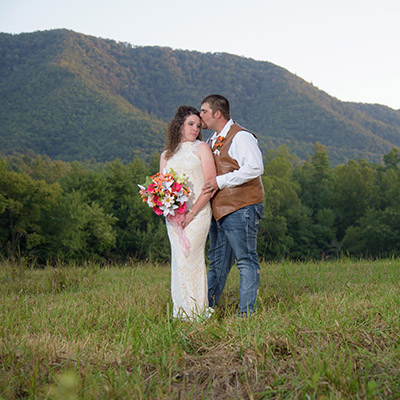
left=160, top=94, right=264, bottom=320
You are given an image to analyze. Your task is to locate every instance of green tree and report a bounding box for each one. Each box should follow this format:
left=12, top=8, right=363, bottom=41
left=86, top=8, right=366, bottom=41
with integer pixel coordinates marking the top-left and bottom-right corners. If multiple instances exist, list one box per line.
left=292, top=144, right=337, bottom=257
left=59, top=161, right=112, bottom=208
left=6, top=153, right=71, bottom=184
left=259, top=146, right=315, bottom=260
left=383, top=148, right=400, bottom=170
left=342, top=208, right=400, bottom=257
left=41, top=190, right=116, bottom=261
left=0, top=159, right=61, bottom=257
left=294, top=143, right=334, bottom=212
left=332, top=160, right=375, bottom=239
left=341, top=149, right=400, bottom=257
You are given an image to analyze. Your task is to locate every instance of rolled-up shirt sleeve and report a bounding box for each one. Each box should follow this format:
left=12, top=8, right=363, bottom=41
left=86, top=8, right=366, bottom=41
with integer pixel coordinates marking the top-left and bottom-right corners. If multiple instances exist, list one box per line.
left=216, top=131, right=264, bottom=189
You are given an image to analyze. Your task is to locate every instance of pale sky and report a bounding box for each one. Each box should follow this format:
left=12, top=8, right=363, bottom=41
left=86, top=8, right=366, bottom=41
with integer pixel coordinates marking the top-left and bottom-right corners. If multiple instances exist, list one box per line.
left=1, top=0, right=400, bottom=110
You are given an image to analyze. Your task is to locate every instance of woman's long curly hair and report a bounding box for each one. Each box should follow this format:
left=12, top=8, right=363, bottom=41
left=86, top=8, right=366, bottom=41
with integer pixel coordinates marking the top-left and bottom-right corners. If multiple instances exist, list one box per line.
left=164, top=105, right=202, bottom=160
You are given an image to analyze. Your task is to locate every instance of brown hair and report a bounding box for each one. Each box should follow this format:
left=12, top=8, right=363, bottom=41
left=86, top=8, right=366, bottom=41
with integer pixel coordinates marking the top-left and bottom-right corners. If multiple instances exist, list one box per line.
left=201, top=94, right=231, bottom=120
left=164, top=105, right=202, bottom=159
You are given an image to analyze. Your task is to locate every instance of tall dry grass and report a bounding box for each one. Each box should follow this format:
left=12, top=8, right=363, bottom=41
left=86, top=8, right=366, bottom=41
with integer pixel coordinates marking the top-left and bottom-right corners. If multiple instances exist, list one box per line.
left=1, top=258, right=399, bottom=399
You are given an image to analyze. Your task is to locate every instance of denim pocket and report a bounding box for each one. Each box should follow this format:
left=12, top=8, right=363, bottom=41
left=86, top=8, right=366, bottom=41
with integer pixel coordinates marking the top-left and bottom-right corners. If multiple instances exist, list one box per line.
left=255, top=203, right=265, bottom=220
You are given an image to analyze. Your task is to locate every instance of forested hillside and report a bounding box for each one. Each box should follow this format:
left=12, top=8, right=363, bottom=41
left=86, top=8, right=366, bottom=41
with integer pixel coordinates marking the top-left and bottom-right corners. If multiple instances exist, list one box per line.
left=1, top=29, right=400, bottom=164
left=0, top=30, right=166, bottom=161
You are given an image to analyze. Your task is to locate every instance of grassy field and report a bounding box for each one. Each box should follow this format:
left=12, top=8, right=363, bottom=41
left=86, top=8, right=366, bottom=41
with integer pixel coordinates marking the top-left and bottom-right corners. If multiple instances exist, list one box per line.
left=1, top=258, right=400, bottom=399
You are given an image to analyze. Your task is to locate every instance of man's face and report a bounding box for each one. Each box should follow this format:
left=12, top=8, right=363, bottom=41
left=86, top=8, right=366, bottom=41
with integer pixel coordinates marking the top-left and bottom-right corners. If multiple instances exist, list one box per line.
left=200, top=103, right=215, bottom=130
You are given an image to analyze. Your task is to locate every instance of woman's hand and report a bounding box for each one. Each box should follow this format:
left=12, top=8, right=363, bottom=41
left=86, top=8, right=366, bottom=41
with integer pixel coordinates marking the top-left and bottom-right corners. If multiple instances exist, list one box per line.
left=182, top=210, right=194, bottom=229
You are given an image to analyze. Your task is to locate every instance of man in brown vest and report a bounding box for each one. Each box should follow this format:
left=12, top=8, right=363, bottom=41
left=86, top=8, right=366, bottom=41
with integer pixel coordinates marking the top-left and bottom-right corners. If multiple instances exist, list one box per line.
left=200, top=94, right=264, bottom=316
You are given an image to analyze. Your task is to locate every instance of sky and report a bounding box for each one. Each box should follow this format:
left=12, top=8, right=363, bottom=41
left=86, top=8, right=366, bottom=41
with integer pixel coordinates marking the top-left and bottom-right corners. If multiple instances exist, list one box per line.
left=1, top=0, right=400, bottom=110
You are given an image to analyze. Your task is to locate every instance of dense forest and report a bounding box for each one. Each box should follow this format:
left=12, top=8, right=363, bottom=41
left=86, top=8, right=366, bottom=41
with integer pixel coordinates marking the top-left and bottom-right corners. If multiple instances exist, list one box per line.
left=1, top=29, right=400, bottom=166
left=1, top=145, right=399, bottom=264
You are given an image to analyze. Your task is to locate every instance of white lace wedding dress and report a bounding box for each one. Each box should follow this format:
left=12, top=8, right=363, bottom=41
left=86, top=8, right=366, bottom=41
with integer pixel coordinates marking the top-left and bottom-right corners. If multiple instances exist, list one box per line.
left=165, top=140, right=213, bottom=320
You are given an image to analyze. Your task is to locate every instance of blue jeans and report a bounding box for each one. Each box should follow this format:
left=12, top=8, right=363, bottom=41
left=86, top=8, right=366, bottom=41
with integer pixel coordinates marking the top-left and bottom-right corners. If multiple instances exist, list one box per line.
left=207, top=202, right=264, bottom=315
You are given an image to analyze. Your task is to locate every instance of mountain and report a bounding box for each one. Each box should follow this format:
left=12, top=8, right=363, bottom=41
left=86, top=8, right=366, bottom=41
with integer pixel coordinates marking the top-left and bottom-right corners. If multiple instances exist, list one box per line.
left=1, top=29, right=399, bottom=165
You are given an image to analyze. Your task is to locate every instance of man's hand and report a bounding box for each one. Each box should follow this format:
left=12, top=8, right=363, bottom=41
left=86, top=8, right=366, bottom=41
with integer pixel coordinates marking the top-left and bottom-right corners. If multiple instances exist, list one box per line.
left=202, top=177, right=218, bottom=198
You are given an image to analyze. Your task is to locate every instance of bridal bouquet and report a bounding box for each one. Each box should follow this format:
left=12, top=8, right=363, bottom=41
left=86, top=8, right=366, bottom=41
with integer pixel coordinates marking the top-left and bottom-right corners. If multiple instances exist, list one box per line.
left=138, top=169, right=191, bottom=217
left=138, top=169, right=192, bottom=255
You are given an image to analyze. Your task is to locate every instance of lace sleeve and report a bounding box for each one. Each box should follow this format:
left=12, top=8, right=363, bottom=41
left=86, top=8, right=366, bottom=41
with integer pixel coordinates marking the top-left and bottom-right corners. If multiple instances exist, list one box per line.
left=190, top=140, right=205, bottom=159
left=194, top=140, right=208, bottom=151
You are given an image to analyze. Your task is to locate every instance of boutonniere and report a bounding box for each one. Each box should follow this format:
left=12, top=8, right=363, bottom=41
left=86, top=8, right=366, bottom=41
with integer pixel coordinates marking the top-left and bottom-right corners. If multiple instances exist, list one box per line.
left=212, top=136, right=225, bottom=155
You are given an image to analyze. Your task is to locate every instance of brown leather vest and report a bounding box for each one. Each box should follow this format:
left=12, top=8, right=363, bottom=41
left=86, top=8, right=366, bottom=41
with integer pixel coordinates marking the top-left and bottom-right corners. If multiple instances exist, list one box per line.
left=211, top=124, right=264, bottom=221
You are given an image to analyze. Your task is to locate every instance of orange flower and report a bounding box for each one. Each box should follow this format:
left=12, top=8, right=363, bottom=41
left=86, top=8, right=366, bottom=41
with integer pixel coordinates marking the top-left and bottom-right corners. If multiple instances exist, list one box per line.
left=212, top=136, right=225, bottom=152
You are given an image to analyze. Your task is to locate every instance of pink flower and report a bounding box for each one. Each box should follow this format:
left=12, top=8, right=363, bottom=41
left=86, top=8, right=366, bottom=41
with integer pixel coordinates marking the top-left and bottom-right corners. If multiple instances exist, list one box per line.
left=153, top=195, right=163, bottom=206
left=153, top=206, right=163, bottom=216
left=172, top=182, right=182, bottom=192
left=177, top=203, right=187, bottom=214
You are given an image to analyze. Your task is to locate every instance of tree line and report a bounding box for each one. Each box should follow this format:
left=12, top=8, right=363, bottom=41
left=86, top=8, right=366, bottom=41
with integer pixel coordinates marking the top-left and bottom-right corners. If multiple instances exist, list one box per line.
left=1, top=144, right=399, bottom=264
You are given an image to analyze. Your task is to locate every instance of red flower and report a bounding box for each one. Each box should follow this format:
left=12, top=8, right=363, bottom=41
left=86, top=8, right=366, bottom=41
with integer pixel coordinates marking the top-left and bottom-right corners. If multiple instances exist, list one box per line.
left=172, top=182, right=182, bottom=192
left=177, top=203, right=187, bottom=214
left=153, top=195, right=163, bottom=206
left=153, top=206, right=163, bottom=216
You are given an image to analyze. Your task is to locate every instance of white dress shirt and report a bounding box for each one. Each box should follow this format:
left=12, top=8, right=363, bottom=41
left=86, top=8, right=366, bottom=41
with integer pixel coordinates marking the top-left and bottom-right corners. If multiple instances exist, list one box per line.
left=209, top=119, right=264, bottom=189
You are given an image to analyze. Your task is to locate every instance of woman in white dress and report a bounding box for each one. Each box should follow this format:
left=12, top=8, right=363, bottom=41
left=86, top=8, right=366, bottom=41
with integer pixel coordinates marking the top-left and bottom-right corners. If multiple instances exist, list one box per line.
left=160, top=106, right=216, bottom=320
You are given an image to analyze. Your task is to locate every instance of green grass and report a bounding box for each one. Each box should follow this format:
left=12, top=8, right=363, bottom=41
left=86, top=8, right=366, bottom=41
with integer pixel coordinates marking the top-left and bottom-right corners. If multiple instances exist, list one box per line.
left=1, top=259, right=400, bottom=399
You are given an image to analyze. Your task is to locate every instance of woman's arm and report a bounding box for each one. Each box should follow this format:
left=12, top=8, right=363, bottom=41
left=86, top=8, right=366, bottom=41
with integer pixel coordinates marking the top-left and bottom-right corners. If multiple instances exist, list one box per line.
left=183, top=143, right=216, bottom=228
left=159, top=151, right=167, bottom=173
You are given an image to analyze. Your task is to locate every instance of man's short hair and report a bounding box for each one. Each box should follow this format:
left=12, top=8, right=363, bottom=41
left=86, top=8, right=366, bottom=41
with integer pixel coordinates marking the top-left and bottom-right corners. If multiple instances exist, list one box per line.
left=201, top=94, right=231, bottom=120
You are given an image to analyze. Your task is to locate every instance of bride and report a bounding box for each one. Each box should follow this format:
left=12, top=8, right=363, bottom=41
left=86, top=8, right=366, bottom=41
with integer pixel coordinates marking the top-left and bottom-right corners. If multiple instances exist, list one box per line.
left=159, top=105, right=216, bottom=320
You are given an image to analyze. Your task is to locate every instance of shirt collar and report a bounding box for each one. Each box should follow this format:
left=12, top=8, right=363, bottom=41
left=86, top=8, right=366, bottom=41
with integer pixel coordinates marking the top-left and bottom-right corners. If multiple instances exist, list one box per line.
left=212, top=119, right=234, bottom=140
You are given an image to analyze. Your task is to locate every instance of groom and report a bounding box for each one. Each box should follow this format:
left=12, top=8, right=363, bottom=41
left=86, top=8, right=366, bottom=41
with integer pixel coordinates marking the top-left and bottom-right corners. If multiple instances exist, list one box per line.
left=200, top=94, right=264, bottom=316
